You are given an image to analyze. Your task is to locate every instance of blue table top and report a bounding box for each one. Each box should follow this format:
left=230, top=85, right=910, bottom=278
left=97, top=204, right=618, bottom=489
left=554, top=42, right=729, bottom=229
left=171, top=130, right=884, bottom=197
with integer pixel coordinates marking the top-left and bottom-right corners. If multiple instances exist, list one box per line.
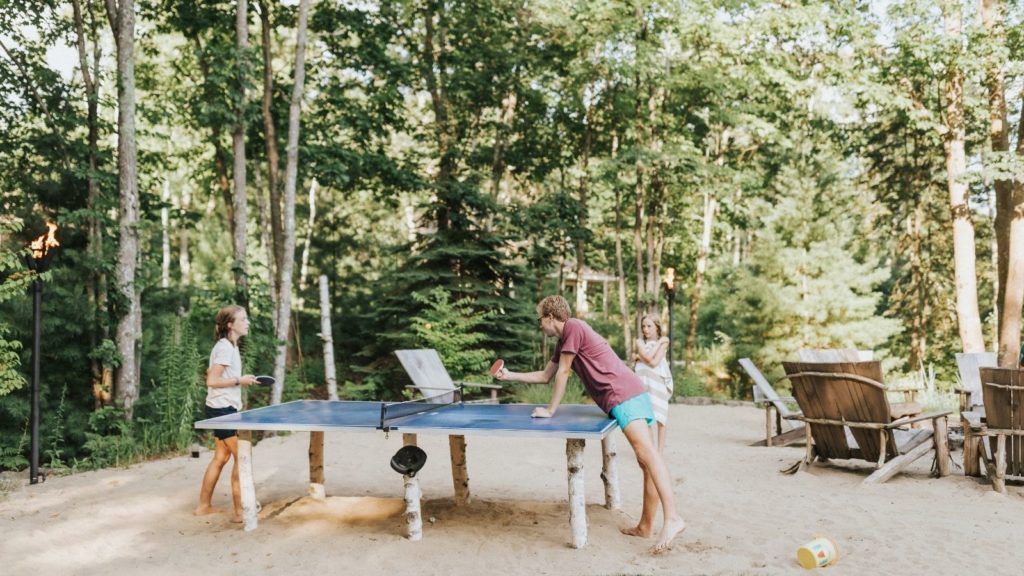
left=195, top=400, right=616, bottom=439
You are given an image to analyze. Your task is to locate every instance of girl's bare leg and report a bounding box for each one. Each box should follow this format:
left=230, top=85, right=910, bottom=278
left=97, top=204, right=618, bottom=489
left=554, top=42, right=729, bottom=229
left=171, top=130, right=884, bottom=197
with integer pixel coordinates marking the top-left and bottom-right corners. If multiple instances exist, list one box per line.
left=194, top=438, right=231, bottom=515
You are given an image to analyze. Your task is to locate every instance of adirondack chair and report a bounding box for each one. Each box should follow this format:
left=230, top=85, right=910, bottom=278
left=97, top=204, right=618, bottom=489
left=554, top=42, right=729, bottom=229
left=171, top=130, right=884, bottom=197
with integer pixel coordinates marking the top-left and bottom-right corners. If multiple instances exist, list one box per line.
left=781, top=361, right=952, bottom=484
left=799, top=349, right=923, bottom=408
left=395, top=349, right=503, bottom=404
left=739, top=358, right=805, bottom=447
left=971, top=367, right=1024, bottom=493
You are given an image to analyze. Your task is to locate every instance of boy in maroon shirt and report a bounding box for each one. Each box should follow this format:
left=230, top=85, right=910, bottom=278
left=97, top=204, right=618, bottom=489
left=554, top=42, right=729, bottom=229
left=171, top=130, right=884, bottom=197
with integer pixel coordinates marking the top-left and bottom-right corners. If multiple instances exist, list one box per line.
left=496, top=295, right=686, bottom=553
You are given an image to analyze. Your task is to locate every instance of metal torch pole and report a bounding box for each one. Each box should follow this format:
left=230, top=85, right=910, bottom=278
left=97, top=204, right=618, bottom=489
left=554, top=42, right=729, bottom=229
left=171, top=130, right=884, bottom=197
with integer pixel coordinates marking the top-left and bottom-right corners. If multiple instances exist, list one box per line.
left=666, top=289, right=674, bottom=367
left=30, top=279, right=41, bottom=484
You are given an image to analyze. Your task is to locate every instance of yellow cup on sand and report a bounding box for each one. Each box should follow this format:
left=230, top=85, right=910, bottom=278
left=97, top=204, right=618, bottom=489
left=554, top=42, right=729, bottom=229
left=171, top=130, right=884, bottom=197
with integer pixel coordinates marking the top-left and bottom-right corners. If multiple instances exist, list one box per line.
left=797, top=536, right=838, bottom=569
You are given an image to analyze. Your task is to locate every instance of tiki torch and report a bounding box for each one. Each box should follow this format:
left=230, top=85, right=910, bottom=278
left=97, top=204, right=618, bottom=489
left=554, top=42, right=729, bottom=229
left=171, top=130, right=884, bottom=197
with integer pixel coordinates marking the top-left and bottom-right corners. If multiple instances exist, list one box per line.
left=25, top=222, right=59, bottom=484
left=662, top=267, right=676, bottom=367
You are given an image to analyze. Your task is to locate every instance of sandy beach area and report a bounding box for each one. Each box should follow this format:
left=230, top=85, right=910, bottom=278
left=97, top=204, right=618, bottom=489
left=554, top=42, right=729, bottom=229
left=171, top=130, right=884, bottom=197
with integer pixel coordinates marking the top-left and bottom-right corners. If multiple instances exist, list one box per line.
left=1, top=402, right=1021, bottom=576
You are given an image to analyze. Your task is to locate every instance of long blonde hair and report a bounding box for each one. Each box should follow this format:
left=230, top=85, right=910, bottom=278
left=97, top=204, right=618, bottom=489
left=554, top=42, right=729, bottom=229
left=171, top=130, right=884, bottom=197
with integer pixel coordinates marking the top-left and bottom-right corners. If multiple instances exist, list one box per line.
left=214, top=305, right=245, bottom=342
left=641, top=312, right=663, bottom=340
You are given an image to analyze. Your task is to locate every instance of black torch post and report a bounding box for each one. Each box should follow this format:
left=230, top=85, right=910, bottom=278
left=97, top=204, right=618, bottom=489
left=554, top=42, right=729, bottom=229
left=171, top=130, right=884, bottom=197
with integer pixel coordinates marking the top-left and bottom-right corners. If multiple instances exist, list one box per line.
left=25, top=223, right=59, bottom=485
left=662, top=268, right=676, bottom=367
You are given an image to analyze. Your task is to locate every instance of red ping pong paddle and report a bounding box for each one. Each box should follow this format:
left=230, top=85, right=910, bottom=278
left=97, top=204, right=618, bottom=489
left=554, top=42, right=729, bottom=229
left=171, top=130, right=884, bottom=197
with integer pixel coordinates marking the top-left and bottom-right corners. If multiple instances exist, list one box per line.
left=489, top=359, right=505, bottom=377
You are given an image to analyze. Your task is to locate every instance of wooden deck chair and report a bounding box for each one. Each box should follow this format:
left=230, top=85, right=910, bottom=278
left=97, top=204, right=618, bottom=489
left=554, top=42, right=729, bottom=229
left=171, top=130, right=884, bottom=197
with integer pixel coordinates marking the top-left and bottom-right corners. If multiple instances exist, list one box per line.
left=395, top=349, right=502, bottom=404
left=781, top=361, right=952, bottom=484
left=955, top=352, right=997, bottom=412
left=739, top=358, right=805, bottom=447
left=799, top=349, right=923, bottom=408
left=974, top=367, right=1024, bottom=493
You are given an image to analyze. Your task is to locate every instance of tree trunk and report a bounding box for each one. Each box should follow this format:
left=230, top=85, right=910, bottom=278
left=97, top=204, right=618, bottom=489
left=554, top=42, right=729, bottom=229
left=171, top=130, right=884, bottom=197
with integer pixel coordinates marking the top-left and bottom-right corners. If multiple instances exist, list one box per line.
left=318, top=275, right=338, bottom=401
left=982, top=0, right=1024, bottom=366
left=575, top=94, right=593, bottom=318
left=271, top=0, right=311, bottom=405
left=105, top=0, right=140, bottom=418
left=942, top=3, right=985, bottom=353
left=297, top=179, right=318, bottom=310
left=72, top=0, right=109, bottom=404
left=611, top=139, right=632, bottom=361
left=254, top=168, right=277, bottom=317
left=686, top=190, right=716, bottom=366
left=161, top=178, right=170, bottom=288
left=258, top=0, right=284, bottom=296
left=232, top=0, right=250, bottom=304
left=178, top=184, right=191, bottom=286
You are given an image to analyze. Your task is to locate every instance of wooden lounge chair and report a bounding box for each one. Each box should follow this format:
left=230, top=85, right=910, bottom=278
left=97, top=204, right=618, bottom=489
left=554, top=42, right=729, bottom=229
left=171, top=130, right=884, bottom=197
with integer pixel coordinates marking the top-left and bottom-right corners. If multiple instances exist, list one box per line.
left=395, top=349, right=503, bottom=404
left=739, top=358, right=805, bottom=447
left=972, top=367, right=1024, bottom=493
left=781, top=361, right=952, bottom=484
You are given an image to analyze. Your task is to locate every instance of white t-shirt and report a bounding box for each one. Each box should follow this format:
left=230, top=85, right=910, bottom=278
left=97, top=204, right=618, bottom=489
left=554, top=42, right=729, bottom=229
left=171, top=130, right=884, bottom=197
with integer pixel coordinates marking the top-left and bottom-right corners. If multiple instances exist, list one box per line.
left=206, top=338, right=243, bottom=410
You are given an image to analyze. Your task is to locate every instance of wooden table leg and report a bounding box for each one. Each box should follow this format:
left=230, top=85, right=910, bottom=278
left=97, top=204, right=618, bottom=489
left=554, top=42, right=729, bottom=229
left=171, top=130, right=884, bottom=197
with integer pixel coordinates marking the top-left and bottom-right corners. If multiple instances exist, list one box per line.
left=237, top=430, right=258, bottom=531
left=566, top=439, right=587, bottom=549
left=402, top=433, right=423, bottom=540
left=308, top=431, right=325, bottom=500
left=962, top=419, right=981, bottom=477
left=449, top=435, right=470, bottom=506
left=600, top=435, right=620, bottom=510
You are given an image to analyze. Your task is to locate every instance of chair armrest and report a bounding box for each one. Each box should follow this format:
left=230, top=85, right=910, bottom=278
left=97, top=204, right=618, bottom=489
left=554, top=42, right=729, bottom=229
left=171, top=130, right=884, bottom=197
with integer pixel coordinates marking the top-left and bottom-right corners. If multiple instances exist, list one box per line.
left=888, top=410, right=953, bottom=429
left=961, top=410, right=984, bottom=430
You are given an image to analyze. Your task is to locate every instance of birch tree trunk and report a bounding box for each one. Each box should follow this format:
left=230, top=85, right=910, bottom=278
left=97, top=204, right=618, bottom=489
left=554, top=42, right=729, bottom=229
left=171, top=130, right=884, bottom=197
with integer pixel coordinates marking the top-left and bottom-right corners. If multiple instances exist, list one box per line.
left=271, top=0, right=311, bottom=405
left=297, top=179, right=318, bottom=310
left=942, top=2, right=985, bottom=353
left=161, top=178, right=170, bottom=288
left=232, top=0, right=250, bottom=303
left=686, top=190, right=716, bottom=366
left=105, top=0, right=140, bottom=418
left=318, top=275, right=338, bottom=401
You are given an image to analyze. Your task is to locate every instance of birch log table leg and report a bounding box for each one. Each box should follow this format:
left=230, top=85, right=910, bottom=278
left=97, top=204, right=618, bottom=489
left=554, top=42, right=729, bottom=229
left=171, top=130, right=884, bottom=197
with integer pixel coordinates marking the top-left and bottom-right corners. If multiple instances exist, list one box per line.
left=600, top=435, right=620, bottom=510
left=308, top=431, right=325, bottom=500
left=566, top=438, right=587, bottom=549
left=449, top=435, right=470, bottom=506
left=402, top=434, right=423, bottom=540
left=237, top=430, right=258, bottom=531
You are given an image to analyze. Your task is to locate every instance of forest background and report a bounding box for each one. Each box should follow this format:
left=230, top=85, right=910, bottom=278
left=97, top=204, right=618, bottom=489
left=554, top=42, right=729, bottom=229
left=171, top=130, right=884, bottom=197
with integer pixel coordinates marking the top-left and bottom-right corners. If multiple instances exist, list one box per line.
left=2, top=0, right=1024, bottom=473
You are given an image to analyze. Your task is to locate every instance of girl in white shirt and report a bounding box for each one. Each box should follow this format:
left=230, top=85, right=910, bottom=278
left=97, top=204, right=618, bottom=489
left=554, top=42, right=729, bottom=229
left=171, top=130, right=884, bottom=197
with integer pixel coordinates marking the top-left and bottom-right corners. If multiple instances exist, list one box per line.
left=634, top=313, right=673, bottom=452
left=194, top=305, right=256, bottom=523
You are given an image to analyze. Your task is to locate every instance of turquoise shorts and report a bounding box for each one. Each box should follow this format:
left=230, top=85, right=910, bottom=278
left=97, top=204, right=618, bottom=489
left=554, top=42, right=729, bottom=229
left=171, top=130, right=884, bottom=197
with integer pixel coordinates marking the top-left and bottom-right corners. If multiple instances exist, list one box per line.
left=609, top=393, right=655, bottom=430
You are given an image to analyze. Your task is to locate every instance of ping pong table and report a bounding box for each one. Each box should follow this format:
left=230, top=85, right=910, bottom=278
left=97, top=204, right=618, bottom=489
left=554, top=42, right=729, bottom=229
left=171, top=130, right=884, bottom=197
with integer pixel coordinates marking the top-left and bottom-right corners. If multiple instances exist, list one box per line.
left=194, top=397, right=621, bottom=548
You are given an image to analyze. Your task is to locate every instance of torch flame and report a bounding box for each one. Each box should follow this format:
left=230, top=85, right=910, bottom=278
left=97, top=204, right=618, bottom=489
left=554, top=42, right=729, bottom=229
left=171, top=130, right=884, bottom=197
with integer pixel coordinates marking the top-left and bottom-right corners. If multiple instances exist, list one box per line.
left=30, top=222, right=60, bottom=259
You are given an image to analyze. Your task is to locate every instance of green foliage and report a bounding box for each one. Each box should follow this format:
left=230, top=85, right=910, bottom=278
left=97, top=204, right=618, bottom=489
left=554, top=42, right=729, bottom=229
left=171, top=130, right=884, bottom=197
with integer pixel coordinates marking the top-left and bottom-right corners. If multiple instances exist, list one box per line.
left=409, top=288, right=493, bottom=381
left=142, top=313, right=204, bottom=454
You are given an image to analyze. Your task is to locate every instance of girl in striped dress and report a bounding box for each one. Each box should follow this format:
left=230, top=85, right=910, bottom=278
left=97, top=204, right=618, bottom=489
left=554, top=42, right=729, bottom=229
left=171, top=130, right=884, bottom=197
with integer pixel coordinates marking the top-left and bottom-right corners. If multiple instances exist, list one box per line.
left=634, top=313, right=673, bottom=451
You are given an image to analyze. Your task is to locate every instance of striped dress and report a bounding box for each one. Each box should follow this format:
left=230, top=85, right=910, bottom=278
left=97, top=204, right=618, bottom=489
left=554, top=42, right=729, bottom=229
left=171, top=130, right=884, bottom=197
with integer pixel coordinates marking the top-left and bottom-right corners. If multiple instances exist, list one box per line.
left=635, top=338, right=673, bottom=425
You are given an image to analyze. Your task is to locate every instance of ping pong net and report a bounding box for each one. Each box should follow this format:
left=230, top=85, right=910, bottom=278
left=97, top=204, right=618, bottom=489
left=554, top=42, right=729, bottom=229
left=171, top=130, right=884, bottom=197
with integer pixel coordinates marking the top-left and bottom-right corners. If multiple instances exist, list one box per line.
left=379, top=389, right=463, bottom=432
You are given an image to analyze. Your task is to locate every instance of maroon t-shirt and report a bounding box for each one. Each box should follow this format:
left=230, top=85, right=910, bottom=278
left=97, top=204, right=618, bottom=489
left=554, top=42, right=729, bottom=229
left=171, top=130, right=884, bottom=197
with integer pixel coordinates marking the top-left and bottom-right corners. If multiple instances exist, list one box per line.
left=552, top=318, right=645, bottom=414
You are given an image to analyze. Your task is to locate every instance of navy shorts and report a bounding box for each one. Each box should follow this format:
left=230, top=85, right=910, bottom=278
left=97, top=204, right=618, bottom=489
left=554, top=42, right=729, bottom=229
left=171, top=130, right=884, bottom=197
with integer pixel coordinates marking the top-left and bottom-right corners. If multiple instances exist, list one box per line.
left=205, top=405, right=238, bottom=440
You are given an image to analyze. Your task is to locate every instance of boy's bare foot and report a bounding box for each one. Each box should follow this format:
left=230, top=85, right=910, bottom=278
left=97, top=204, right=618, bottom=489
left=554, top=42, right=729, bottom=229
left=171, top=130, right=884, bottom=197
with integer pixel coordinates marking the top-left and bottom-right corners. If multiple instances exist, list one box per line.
left=620, top=525, right=653, bottom=538
left=193, top=505, right=223, bottom=516
left=231, top=513, right=243, bottom=523
left=650, top=517, right=686, bottom=555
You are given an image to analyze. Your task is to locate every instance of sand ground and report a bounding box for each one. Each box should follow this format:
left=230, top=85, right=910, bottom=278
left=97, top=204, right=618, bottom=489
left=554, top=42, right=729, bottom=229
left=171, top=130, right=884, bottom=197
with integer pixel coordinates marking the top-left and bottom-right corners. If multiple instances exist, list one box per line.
left=1, top=403, right=1021, bottom=576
